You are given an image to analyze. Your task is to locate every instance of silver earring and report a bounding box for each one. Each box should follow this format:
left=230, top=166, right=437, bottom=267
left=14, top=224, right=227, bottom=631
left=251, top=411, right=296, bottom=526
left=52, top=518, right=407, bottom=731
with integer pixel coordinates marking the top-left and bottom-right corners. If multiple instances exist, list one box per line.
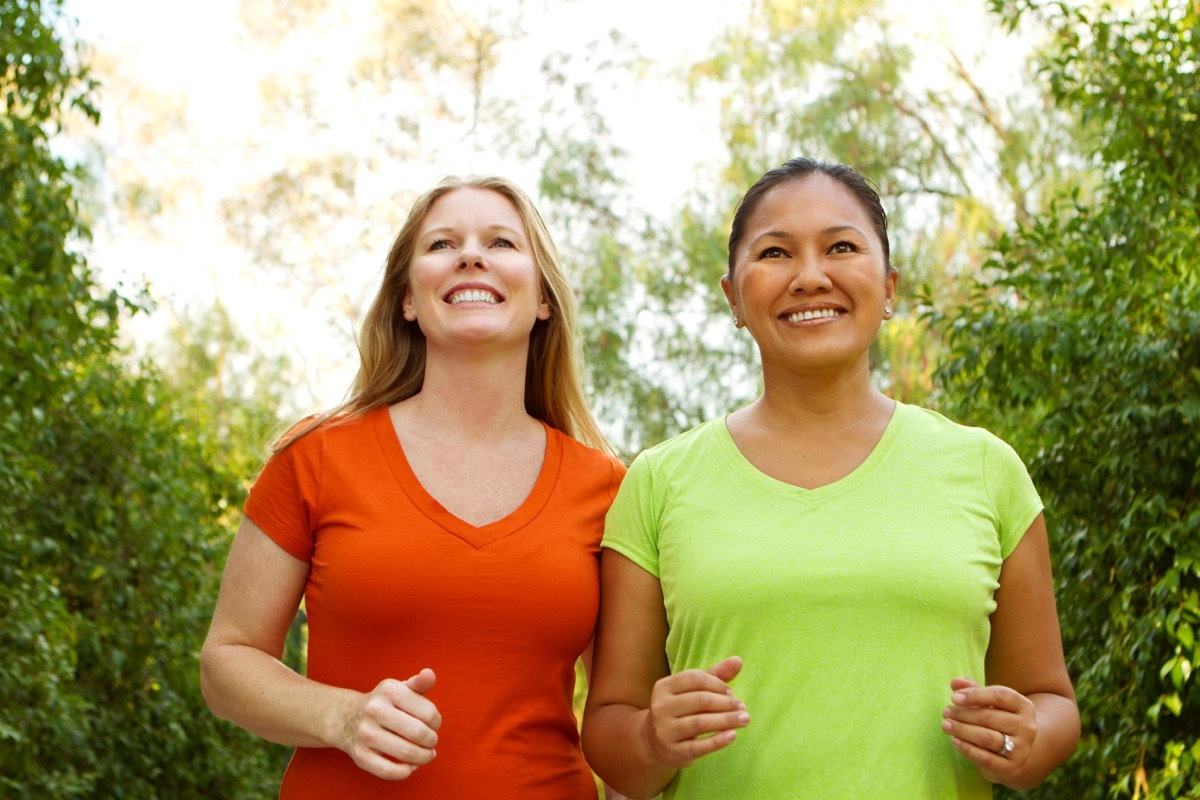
left=884, top=306, right=892, bottom=319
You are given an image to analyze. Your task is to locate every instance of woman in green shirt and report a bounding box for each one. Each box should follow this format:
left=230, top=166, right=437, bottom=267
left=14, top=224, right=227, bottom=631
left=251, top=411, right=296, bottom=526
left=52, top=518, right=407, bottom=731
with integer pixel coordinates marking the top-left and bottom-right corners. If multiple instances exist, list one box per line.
left=581, top=158, right=1079, bottom=799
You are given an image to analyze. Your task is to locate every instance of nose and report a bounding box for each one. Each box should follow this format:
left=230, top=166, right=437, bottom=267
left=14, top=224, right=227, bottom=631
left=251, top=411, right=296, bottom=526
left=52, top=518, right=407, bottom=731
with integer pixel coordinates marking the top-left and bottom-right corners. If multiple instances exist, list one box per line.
left=788, top=250, right=832, bottom=294
left=457, top=240, right=486, bottom=270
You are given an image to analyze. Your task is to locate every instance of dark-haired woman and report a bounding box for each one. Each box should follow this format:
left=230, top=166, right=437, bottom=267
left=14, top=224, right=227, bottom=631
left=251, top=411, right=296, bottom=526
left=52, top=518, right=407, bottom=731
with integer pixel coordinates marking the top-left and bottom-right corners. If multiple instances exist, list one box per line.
left=582, top=158, right=1079, bottom=799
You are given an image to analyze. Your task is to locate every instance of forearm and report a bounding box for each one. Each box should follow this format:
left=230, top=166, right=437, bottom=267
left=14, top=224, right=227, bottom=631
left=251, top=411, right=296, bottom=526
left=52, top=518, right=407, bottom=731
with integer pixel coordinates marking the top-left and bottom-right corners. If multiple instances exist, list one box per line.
left=583, top=705, right=677, bottom=800
left=999, top=692, right=1080, bottom=790
left=200, top=642, right=359, bottom=750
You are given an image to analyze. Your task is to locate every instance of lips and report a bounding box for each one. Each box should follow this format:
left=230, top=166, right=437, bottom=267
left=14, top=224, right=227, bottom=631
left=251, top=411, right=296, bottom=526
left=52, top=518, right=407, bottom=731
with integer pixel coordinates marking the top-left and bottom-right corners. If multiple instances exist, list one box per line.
left=445, top=285, right=502, bottom=305
left=782, top=307, right=842, bottom=323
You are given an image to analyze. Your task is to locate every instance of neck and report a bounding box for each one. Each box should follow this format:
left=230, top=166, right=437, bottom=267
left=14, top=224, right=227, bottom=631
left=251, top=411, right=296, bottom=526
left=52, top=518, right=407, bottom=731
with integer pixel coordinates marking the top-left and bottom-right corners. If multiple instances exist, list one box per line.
left=401, top=342, right=536, bottom=440
left=752, top=360, right=891, bottom=435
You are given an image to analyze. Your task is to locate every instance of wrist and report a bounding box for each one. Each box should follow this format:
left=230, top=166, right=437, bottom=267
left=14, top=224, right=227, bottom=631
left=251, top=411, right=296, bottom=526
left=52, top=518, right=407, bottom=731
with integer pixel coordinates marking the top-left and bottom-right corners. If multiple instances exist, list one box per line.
left=636, top=708, right=678, bottom=790
left=322, top=686, right=364, bottom=752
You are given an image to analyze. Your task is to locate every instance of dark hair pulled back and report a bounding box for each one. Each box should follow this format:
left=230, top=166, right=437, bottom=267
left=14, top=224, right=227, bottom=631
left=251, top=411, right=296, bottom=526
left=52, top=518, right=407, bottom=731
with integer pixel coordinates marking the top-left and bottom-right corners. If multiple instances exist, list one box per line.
left=727, top=157, right=891, bottom=277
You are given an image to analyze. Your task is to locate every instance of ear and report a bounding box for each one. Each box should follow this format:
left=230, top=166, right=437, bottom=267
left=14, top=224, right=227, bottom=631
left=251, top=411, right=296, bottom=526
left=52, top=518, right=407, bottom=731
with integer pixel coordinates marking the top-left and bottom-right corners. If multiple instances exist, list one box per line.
left=402, top=286, right=417, bottom=321
left=884, top=267, right=899, bottom=309
left=536, top=295, right=551, bottom=321
left=720, top=274, right=741, bottom=326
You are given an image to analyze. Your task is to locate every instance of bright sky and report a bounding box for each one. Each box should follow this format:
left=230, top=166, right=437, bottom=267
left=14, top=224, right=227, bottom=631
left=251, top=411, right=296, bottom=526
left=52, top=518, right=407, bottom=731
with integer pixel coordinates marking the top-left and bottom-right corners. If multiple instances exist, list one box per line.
left=66, top=0, right=741, bottom=206
left=63, top=0, right=1019, bottom=414
left=58, top=0, right=738, bottom=410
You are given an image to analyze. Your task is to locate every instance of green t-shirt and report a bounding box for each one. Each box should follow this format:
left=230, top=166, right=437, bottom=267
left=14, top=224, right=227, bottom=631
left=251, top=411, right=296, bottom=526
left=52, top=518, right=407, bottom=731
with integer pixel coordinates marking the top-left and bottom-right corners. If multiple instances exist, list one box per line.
left=603, top=402, right=1042, bottom=799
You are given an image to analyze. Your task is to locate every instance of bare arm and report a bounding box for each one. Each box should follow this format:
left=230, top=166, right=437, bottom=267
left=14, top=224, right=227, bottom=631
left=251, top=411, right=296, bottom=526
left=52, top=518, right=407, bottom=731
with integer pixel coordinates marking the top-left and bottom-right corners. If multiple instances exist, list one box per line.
left=941, top=513, right=1080, bottom=789
left=581, top=550, right=749, bottom=799
left=200, top=516, right=441, bottom=780
left=579, top=641, right=633, bottom=800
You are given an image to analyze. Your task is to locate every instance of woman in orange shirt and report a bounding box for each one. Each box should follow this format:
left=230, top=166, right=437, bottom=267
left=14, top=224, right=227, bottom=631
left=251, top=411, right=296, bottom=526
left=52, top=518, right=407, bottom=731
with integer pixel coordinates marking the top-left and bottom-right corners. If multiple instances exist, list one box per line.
left=200, top=176, right=625, bottom=798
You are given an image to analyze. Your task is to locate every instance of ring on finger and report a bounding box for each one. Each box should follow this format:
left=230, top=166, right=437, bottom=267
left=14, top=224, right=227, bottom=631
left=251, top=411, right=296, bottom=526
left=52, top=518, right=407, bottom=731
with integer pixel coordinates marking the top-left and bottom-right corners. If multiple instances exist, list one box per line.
left=995, top=733, right=1015, bottom=757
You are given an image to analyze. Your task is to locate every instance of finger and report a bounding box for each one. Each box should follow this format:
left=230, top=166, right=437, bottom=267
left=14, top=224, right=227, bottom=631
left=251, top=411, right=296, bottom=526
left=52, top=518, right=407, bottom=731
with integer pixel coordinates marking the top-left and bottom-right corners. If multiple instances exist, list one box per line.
left=672, top=727, right=740, bottom=763
left=362, top=721, right=439, bottom=768
left=949, top=676, right=980, bottom=692
left=353, top=746, right=425, bottom=781
left=950, top=682, right=1030, bottom=711
left=403, top=669, right=442, bottom=731
left=378, top=678, right=443, bottom=732
left=666, top=707, right=751, bottom=742
left=661, top=666, right=739, bottom=698
left=361, top=695, right=439, bottom=750
left=707, top=656, right=744, bottom=684
left=661, top=683, right=746, bottom=715
left=942, top=704, right=1015, bottom=730
left=949, top=729, right=1018, bottom=770
left=376, top=709, right=440, bottom=750
left=344, top=710, right=436, bottom=780
left=941, top=713, right=1001, bottom=748
left=943, top=707, right=1025, bottom=764
left=406, top=667, right=437, bottom=696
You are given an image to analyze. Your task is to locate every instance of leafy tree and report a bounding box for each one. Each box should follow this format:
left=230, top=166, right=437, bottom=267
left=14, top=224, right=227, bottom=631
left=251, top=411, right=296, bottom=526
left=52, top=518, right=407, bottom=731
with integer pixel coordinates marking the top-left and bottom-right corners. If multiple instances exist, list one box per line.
left=530, top=36, right=760, bottom=456
left=672, top=0, right=1096, bottom=415
left=558, top=0, right=1092, bottom=458
left=149, top=300, right=310, bottom=675
left=934, top=1, right=1199, bottom=797
left=0, top=1, right=285, bottom=795
left=149, top=300, right=296, bottom=507
left=219, top=0, right=540, bottom=350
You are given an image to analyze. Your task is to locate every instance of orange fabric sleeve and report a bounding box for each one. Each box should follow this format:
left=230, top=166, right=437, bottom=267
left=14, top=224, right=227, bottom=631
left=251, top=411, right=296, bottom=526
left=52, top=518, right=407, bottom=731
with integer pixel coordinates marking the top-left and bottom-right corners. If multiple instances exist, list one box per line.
left=244, top=407, right=624, bottom=799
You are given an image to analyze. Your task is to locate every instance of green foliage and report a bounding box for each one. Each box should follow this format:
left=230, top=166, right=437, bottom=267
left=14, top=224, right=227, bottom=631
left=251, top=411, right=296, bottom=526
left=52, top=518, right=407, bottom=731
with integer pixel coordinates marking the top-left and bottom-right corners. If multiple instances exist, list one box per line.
left=937, top=2, right=1199, bottom=797
left=683, top=0, right=1105, bottom=416
left=1, top=1, right=286, bottom=795
left=535, top=42, right=759, bottom=456
left=148, top=301, right=293, bottom=508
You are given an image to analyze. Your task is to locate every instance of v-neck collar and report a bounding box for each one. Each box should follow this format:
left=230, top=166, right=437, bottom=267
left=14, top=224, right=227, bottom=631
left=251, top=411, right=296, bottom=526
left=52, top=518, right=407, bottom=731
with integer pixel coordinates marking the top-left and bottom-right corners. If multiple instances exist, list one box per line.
left=712, top=401, right=907, bottom=503
left=369, top=406, right=562, bottom=549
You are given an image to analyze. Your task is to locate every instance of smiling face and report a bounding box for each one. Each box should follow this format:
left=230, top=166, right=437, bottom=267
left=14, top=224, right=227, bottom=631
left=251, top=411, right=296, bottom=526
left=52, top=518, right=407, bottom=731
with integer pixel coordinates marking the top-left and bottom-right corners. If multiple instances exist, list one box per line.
left=722, top=173, right=898, bottom=375
left=402, top=187, right=550, bottom=350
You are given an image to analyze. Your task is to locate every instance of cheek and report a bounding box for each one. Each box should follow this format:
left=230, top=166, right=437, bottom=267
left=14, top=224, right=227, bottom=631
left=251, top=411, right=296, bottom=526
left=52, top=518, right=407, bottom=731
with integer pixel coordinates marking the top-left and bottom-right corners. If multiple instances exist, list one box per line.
left=732, top=268, right=776, bottom=307
left=408, top=258, right=447, bottom=290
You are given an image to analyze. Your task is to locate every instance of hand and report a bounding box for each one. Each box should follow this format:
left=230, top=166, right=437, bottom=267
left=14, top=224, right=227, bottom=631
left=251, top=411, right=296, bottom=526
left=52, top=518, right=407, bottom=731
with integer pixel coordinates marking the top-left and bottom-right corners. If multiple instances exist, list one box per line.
left=337, top=668, right=442, bottom=780
left=643, top=656, right=750, bottom=769
left=941, top=677, right=1038, bottom=785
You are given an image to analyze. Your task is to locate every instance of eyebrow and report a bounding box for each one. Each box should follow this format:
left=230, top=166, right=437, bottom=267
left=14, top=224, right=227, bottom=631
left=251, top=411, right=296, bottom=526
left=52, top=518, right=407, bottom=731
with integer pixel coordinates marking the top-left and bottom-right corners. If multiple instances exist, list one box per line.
left=822, top=225, right=869, bottom=238
left=422, top=224, right=525, bottom=238
left=747, top=224, right=870, bottom=247
left=754, top=225, right=868, bottom=239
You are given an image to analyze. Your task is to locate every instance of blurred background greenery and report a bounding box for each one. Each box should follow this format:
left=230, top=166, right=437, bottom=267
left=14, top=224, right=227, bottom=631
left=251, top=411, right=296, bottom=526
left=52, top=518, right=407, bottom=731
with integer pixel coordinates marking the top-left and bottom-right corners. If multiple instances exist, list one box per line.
left=1, top=0, right=1196, bottom=796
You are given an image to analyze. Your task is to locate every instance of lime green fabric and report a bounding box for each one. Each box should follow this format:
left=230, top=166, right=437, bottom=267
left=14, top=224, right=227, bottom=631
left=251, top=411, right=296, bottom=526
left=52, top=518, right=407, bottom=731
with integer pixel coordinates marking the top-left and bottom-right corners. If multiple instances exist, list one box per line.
left=603, top=403, right=1042, bottom=799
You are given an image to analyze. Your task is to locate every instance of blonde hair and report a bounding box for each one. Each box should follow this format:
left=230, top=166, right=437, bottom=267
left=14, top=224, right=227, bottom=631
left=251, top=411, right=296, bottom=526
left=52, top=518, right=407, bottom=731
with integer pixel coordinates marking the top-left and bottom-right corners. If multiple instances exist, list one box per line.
left=278, top=175, right=614, bottom=456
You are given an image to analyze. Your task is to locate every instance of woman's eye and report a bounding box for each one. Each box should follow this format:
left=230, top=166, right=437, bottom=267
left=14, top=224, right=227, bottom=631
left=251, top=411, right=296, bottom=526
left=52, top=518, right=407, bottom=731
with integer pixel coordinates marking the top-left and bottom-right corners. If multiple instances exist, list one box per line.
left=492, top=237, right=515, bottom=248
left=829, top=241, right=857, bottom=254
left=759, top=246, right=787, bottom=259
left=429, top=239, right=452, bottom=251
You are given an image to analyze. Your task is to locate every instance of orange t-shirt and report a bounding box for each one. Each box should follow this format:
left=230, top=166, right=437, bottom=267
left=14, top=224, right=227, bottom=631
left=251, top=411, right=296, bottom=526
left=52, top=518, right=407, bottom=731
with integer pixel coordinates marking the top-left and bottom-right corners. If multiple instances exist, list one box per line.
left=245, top=406, right=625, bottom=799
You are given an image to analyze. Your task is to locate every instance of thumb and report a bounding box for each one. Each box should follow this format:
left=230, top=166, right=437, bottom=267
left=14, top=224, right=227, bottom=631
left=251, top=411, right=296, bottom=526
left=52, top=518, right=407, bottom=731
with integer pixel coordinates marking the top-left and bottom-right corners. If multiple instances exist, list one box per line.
left=950, top=676, right=980, bottom=692
left=708, top=656, right=744, bottom=684
left=406, top=667, right=437, bottom=695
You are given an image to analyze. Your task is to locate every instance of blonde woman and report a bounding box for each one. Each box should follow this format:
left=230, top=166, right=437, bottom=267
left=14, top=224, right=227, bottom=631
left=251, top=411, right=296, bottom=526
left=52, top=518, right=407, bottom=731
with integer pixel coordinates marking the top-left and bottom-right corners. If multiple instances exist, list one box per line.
left=202, top=176, right=624, bottom=798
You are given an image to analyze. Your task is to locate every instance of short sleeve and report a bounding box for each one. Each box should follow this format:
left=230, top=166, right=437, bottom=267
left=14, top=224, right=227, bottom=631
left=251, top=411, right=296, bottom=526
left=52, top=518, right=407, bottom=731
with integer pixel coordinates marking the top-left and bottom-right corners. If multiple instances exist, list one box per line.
left=601, top=451, right=662, bottom=577
left=983, top=435, right=1044, bottom=559
left=243, top=433, right=323, bottom=562
left=606, top=455, right=628, bottom=503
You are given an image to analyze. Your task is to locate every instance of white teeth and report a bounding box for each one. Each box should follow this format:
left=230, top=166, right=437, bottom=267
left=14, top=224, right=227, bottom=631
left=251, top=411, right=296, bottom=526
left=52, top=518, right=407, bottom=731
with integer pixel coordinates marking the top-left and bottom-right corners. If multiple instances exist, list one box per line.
left=785, top=308, right=840, bottom=323
left=449, top=289, right=499, bottom=304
